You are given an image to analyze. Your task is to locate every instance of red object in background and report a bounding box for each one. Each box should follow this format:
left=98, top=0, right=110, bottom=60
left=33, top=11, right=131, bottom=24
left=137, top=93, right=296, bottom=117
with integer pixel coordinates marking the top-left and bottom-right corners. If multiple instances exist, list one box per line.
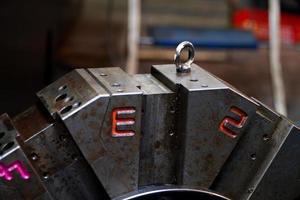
left=233, top=9, right=300, bottom=44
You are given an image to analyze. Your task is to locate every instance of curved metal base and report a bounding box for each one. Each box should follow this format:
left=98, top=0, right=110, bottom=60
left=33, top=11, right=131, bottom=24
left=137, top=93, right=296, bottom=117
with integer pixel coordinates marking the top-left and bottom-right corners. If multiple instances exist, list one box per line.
left=116, top=186, right=229, bottom=200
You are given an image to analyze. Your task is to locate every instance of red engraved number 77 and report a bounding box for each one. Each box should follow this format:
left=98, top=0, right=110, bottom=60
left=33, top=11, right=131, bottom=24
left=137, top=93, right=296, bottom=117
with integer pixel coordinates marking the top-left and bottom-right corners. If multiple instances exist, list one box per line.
left=219, top=106, right=248, bottom=139
left=0, top=160, right=30, bottom=181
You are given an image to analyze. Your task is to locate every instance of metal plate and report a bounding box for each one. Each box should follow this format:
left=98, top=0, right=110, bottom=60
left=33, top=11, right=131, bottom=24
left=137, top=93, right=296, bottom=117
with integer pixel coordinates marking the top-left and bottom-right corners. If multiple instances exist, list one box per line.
left=250, top=125, right=300, bottom=200
left=87, top=67, right=141, bottom=96
left=151, top=64, right=227, bottom=92
left=61, top=67, right=142, bottom=198
left=0, top=114, right=49, bottom=200
left=133, top=74, right=177, bottom=186
left=37, top=69, right=109, bottom=120
left=211, top=100, right=282, bottom=199
left=152, top=64, right=258, bottom=188
left=13, top=106, right=106, bottom=200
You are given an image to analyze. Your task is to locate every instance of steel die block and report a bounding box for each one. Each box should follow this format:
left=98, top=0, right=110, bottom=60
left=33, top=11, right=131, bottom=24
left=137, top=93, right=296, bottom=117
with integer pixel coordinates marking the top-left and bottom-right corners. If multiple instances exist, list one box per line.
left=13, top=106, right=106, bottom=200
left=0, top=113, right=50, bottom=200
left=61, top=67, right=142, bottom=198
left=37, top=68, right=106, bottom=120
left=133, top=74, right=177, bottom=186
left=152, top=64, right=258, bottom=188
left=5, top=59, right=299, bottom=200
left=249, top=125, right=300, bottom=200
left=211, top=102, right=282, bottom=199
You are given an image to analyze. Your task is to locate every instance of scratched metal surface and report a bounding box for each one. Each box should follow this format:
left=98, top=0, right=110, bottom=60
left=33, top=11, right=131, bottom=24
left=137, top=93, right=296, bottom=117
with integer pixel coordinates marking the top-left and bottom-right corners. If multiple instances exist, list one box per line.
left=37, top=69, right=108, bottom=120
left=152, top=64, right=258, bottom=188
left=0, top=64, right=299, bottom=200
left=211, top=101, right=282, bottom=199
left=13, top=106, right=106, bottom=200
left=250, top=125, right=300, bottom=200
left=0, top=114, right=49, bottom=200
left=80, top=67, right=142, bottom=198
left=133, top=74, right=177, bottom=186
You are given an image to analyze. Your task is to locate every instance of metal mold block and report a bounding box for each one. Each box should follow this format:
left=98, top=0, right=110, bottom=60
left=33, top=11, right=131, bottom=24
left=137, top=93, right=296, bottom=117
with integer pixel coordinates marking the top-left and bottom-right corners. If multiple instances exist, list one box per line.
left=14, top=106, right=106, bottom=200
left=61, top=67, right=142, bottom=198
left=133, top=74, right=177, bottom=186
left=37, top=69, right=109, bottom=120
left=0, top=114, right=50, bottom=200
left=152, top=64, right=258, bottom=188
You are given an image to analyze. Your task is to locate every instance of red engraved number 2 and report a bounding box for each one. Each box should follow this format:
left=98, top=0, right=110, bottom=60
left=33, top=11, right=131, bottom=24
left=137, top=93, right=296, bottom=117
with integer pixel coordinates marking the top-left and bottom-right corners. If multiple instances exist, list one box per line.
left=111, top=107, right=136, bottom=137
left=219, top=106, right=248, bottom=139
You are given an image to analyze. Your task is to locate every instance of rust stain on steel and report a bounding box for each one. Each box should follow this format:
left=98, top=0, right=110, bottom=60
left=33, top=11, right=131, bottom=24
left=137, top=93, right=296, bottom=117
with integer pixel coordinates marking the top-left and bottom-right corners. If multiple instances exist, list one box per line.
left=13, top=105, right=54, bottom=141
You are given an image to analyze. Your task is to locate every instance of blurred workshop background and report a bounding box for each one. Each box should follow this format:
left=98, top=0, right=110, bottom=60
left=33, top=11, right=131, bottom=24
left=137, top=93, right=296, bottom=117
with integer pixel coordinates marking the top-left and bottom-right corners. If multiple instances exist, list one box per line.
left=0, top=0, right=299, bottom=125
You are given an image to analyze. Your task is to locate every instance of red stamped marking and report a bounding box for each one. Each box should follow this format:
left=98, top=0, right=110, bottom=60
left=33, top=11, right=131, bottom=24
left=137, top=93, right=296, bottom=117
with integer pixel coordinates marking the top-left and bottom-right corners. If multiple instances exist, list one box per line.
left=111, top=107, right=136, bottom=137
left=219, top=106, right=248, bottom=138
left=0, top=160, right=30, bottom=181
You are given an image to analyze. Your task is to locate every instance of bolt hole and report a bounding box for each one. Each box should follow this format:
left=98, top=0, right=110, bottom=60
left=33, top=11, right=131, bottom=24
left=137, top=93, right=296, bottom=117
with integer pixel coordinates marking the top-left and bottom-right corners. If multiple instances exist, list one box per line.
left=71, top=154, right=78, bottom=161
left=1, top=141, right=15, bottom=153
left=190, top=79, right=198, bottom=82
left=43, top=172, right=49, bottom=179
left=64, top=96, right=74, bottom=103
left=0, top=132, right=5, bottom=139
left=137, top=85, right=141, bottom=89
left=112, top=82, right=121, bottom=87
left=58, top=85, right=67, bottom=91
left=72, top=102, right=82, bottom=108
left=59, top=135, right=67, bottom=142
left=263, top=134, right=270, bottom=141
left=250, top=153, right=256, bottom=160
left=31, top=153, right=38, bottom=161
left=247, top=188, right=254, bottom=193
left=60, top=105, right=73, bottom=115
left=201, top=84, right=208, bottom=88
left=169, top=106, right=175, bottom=114
left=55, top=93, right=68, bottom=102
left=169, top=131, right=175, bottom=136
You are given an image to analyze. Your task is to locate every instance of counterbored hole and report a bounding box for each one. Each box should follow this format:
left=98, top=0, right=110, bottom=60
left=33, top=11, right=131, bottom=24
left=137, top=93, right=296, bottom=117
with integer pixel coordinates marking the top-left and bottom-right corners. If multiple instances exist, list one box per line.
left=60, top=105, right=73, bottom=115
left=31, top=153, right=38, bottom=161
left=55, top=93, right=68, bottom=102
left=112, top=82, right=121, bottom=87
left=247, top=188, right=254, bottom=193
left=0, top=132, right=5, bottom=139
left=250, top=153, right=257, bottom=160
left=58, top=85, right=67, bottom=91
left=43, top=172, right=49, bottom=179
left=190, top=79, right=198, bottom=82
left=1, top=141, right=15, bottom=153
left=64, top=96, right=74, bottom=103
left=72, top=102, right=82, bottom=108
left=263, top=134, right=270, bottom=141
